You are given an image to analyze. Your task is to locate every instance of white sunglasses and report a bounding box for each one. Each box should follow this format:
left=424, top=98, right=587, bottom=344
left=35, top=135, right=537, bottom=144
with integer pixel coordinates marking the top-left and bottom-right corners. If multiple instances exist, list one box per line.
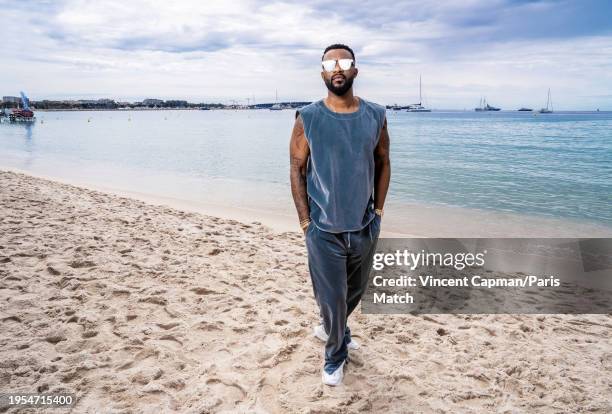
left=321, top=58, right=355, bottom=72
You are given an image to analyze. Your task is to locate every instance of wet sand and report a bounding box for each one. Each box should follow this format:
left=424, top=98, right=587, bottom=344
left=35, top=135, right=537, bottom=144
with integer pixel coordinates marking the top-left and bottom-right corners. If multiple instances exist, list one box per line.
left=1, top=169, right=611, bottom=413
left=2, top=164, right=610, bottom=239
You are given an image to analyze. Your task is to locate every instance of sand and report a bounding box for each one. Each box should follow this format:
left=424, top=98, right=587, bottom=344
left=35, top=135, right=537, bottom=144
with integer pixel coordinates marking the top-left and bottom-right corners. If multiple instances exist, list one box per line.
left=0, top=169, right=610, bottom=413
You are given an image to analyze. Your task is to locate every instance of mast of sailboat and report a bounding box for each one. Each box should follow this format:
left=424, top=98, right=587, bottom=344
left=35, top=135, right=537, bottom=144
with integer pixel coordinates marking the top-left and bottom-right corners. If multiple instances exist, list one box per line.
left=419, top=75, right=422, bottom=105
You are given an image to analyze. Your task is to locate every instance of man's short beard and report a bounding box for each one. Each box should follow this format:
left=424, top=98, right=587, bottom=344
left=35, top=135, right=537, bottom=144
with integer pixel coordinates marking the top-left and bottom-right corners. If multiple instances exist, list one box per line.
left=324, top=76, right=354, bottom=96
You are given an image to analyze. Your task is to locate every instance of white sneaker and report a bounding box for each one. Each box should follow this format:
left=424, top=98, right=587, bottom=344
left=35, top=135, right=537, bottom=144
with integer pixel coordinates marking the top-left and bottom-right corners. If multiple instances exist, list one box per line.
left=322, top=360, right=345, bottom=386
left=313, top=325, right=360, bottom=350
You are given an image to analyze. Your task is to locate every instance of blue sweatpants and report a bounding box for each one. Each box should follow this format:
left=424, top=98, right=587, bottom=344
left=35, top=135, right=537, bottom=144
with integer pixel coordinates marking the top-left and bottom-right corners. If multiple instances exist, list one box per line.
left=305, top=215, right=381, bottom=374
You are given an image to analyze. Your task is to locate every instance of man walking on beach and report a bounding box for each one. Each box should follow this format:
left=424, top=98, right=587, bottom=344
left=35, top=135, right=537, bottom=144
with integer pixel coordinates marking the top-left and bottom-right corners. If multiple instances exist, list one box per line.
left=289, top=43, right=391, bottom=386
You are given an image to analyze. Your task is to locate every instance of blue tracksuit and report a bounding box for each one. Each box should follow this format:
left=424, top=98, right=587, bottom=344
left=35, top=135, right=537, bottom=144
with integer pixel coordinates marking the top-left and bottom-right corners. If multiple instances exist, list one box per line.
left=295, top=97, right=386, bottom=374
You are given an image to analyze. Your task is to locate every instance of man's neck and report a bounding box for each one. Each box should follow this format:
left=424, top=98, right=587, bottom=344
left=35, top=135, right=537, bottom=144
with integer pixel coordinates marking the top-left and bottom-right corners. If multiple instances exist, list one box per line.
left=325, top=91, right=359, bottom=113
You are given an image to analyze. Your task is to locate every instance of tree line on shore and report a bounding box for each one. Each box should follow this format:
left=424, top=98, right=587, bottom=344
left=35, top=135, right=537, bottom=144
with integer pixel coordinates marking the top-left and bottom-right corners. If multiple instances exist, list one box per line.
left=1, top=98, right=311, bottom=110
left=0, top=99, right=225, bottom=110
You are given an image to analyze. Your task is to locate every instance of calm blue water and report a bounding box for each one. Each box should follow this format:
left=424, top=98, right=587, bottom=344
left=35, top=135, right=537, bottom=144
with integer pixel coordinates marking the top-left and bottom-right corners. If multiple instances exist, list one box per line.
left=0, top=109, right=610, bottom=226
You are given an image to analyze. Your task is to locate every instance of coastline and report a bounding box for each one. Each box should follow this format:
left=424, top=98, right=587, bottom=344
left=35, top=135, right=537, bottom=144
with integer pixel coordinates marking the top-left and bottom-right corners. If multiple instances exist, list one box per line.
left=0, top=164, right=610, bottom=238
left=22, top=108, right=612, bottom=113
left=1, top=169, right=610, bottom=413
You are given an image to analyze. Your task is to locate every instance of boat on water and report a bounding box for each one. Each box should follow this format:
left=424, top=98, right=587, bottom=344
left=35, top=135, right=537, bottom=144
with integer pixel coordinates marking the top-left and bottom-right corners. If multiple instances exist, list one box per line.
left=539, top=89, right=553, bottom=113
left=518, top=107, right=533, bottom=112
left=475, top=97, right=500, bottom=111
left=2, top=92, right=36, bottom=123
left=407, top=105, right=431, bottom=112
left=269, top=90, right=282, bottom=110
left=406, top=76, right=431, bottom=112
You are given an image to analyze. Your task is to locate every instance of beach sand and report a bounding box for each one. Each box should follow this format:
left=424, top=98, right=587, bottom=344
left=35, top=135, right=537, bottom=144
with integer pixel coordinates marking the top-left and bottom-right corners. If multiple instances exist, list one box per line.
left=1, top=169, right=610, bottom=413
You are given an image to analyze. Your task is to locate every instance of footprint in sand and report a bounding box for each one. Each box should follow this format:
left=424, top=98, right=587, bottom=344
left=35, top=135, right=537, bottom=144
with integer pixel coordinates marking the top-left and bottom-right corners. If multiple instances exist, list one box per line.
left=158, top=334, right=183, bottom=345
left=190, top=287, right=218, bottom=295
left=138, top=296, right=168, bottom=306
left=204, top=378, right=246, bottom=405
left=45, top=334, right=67, bottom=344
left=82, top=330, right=98, bottom=338
left=156, top=322, right=180, bottom=330
left=193, top=320, right=224, bottom=331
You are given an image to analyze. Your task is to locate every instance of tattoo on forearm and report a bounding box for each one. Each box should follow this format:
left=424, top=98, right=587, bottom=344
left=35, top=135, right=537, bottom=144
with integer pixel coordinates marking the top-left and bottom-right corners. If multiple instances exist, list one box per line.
left=290, top=156, right=310, bottom=222
left=374, top=118, right=391, bottom=210
left=289, top=115, right=310, bottom=223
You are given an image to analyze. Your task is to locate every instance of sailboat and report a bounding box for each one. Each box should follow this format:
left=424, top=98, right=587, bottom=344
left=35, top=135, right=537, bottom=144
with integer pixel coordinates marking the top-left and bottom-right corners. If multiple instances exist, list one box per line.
left=539, top=89, right=553, bottom=113
left=406, top=76, right=431, bottom=112
left=8, top=91, right=36, bottom=122
left=269, top=90, right=282, bottom=110
left=475, top=97, right=500, bottom=111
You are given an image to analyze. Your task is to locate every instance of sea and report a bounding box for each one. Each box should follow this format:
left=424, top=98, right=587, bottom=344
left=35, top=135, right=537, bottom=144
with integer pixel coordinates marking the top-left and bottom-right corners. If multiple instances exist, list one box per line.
left=0, top=109, right=610, bottom=235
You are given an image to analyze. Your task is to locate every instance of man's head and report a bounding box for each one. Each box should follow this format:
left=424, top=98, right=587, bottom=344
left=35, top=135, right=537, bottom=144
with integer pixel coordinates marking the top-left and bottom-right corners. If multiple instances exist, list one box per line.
left=321, top=44, right=358, bottom=97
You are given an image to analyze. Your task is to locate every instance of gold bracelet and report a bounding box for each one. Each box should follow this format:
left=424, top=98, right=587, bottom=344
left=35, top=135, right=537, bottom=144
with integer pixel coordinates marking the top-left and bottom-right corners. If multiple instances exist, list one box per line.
left=300, top=219, right=311, bottom=230
left=375, top=208, right=384, bottom=217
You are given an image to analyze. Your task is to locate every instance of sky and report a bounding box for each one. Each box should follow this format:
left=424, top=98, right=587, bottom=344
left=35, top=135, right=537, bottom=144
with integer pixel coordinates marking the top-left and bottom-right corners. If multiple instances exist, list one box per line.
left=1, top=0, right=611, bottom=109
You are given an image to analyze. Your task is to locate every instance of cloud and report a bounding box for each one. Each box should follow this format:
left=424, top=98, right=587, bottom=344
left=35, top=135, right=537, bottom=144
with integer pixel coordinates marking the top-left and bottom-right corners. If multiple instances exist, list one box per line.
left=0, top=0, right=611, bottom=109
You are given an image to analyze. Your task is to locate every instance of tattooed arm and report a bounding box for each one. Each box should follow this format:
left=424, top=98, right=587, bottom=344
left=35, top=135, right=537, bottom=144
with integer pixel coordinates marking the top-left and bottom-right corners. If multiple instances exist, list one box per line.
left=289, top=113, right=310, bottom=231
left=374, top=117, right=391, bottom=212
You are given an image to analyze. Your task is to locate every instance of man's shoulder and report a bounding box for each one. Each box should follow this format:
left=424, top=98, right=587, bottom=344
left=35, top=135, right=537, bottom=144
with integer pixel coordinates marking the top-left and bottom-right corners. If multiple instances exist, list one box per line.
left=360, top=98, right=386, bottom=114
left=360, top=98, right=387, bottom=126
left=295, top=100, right=321, bottom=119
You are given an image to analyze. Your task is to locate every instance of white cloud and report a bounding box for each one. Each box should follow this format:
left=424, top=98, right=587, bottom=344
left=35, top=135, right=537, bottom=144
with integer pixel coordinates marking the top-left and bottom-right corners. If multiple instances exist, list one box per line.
left=1, top=0, right=610, bottom=109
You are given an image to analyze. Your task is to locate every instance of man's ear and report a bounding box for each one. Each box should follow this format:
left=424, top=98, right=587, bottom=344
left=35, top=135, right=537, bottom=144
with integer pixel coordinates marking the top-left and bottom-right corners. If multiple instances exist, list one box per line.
left=353, top=68, right=358, bottom=78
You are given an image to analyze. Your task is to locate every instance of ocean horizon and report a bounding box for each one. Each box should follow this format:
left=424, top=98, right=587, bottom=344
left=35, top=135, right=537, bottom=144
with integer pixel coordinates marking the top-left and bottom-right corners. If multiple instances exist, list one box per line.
left=1, top=108, right=610, bottom=235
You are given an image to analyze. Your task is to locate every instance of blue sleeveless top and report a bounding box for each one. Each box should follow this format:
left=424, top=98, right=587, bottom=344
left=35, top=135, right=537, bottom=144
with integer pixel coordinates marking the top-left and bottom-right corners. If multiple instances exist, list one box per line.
left=295, top=97, right=386, bottom=233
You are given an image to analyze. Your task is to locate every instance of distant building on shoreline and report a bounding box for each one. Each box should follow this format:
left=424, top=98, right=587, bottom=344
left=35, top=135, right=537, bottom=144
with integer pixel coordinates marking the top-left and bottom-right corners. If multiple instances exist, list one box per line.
left=1, top=93, right=310, bottom=111
left=2, top=96, right=21, bottom=104
left=142, top=98, right=164, bottom=107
